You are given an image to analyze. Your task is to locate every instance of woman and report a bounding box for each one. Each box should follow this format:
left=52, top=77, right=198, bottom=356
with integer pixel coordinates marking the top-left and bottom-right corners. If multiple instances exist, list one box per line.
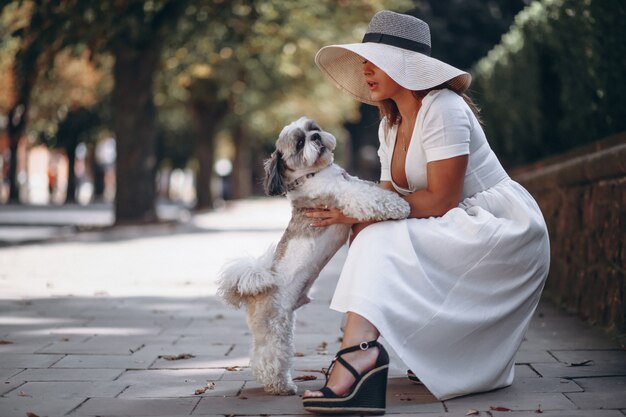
left=301, top=10, right=550, bottom=415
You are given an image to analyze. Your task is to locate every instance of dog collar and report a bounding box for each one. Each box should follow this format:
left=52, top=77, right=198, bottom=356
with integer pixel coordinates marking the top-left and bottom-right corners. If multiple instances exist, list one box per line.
left=285, top=172, right=316, bottom=193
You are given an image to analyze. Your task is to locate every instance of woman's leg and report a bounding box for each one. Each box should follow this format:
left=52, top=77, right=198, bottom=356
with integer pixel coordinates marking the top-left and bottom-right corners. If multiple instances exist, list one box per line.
left=303, top=311, right=381, bottom=397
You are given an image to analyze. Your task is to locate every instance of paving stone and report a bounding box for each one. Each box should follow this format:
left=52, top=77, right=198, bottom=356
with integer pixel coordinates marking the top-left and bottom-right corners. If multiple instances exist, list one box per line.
left=116, top=368, right=224, bottom=384
left=573, top=376, right=626, bottom=392
left=533, top=361, right=626, bottom=378
left=171, top=338, right=234, bottom=355
left=565, top=391, right=626, bottom=409
left=515, top=364, right=540, bottom=377
left=151, top=354, right=248, bottom=369
left=0, top=353, right=63, bottom=368
left=445, top=392, right=576, bottom=412
left=0, top=396, right=85, bottom=417
left=39, top=335, right=177, bottom=355
left=194, top=393, right=311, bottom=415
left=515, top=349, right=559, bottom=363
left=504, top=377, right=582, bottom=393
left=119, top=379, right=244, bottom=398
left=490, top=411, right=625, bottom=417
left=0, top=334, right=89, bottom=353
left=71, top=397, right=199, bottom=416
left=385, top=378, right=444, bottom=414
left=86, top=317, right=192, bottom=329
left=550, top=350, right=626, bottom=367
left=46, top=324, right=165, bottom=336
left=0, top=380, right=23, bottom=396
left=0, top=368, right=23, bottom=379
left=218, top=367, right=254, bottom=381
left=3, top=380, right=127, bottom=398
left=53, top=353, right=156, bottom=369
left=8, top=368, right=123, bottom=382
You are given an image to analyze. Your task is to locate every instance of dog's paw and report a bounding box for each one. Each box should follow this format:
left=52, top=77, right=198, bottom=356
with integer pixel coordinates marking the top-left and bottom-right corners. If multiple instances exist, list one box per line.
left=264, top=381, right=298, bottom=396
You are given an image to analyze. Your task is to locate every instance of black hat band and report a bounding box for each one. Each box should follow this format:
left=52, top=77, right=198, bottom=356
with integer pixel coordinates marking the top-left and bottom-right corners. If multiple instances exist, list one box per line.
left=362, top=32, right=431, bottom=56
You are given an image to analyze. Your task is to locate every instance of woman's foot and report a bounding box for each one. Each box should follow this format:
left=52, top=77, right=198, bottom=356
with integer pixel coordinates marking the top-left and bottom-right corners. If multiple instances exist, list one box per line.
left=303, top=344, right=380, bottom=398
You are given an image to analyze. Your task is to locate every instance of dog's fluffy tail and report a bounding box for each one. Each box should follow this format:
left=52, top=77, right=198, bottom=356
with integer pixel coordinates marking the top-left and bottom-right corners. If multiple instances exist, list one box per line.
left=216, top=245, right=278, bottom=308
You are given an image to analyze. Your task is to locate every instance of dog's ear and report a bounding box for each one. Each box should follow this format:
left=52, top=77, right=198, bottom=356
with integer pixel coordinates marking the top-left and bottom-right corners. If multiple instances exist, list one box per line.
left=263, top=151, right=287, bottom=196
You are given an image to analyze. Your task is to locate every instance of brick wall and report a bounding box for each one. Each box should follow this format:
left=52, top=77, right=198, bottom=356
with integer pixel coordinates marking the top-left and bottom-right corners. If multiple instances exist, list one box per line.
left=512, top=133, right=626, bottom=333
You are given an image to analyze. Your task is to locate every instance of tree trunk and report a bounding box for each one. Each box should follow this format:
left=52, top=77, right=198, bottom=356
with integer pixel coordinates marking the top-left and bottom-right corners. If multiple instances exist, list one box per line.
left=191, top=100, right=219, bottom=210
left=7, top=133, right=20, bottom=203
left=231, top=125, right=252, bottom=199
left=111, top=43, right=160, bottom=224
left=65, top=145, right=77, bottom=203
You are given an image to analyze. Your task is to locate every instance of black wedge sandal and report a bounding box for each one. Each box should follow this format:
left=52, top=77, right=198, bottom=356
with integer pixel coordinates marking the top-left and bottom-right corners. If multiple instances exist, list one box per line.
left=407, top=369, right=423, bottom=384
left=302, top=340, right=389, bottom=415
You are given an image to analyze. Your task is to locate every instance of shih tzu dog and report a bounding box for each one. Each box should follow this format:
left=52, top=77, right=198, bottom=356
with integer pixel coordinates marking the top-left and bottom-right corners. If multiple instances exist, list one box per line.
left=217, top=116, right=409, bottom=395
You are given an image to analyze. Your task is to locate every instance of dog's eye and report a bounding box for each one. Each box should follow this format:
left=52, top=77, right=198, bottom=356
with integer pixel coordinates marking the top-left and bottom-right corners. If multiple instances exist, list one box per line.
left=296, top=138, right=305, bottom=150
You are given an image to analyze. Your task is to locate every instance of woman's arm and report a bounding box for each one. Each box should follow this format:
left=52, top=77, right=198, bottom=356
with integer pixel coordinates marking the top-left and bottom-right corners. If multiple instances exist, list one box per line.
left=404, top=154, right=468, bottom=218
left=306, top=154, right=466, bottom=228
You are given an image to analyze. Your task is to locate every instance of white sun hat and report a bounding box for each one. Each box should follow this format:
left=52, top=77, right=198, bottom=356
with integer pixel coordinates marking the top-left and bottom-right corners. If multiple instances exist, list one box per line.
left=315, top=10, right=471, bottom=105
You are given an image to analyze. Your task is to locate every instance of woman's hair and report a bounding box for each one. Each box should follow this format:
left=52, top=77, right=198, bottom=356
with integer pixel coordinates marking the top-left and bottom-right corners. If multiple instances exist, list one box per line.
left=378, top=84, right=482, bottom=132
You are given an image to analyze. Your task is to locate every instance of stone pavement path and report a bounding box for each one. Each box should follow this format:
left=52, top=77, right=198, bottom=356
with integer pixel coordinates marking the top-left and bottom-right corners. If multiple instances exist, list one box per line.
left=0, top=199, right=625, bottom=417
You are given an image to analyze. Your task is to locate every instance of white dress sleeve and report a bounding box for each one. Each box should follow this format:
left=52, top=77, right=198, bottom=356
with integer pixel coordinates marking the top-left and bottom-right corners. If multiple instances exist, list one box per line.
left=421, top=91, right=471, bottom=162
left=377, top=119, right=392, bottom=182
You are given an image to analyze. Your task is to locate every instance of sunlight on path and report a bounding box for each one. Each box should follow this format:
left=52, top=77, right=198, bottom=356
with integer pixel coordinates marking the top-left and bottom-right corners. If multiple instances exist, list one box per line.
left=0, top=198, right=291, bottom=299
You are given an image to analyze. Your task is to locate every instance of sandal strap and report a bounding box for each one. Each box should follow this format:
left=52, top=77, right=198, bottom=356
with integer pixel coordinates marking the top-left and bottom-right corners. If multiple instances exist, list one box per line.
left=322, top=340, right=380, bottom=385
left=335, top=356, right=360, bottom=380
left=335, top=340, right=379, bottom=357
left=318, top=386, right=338, bottom=398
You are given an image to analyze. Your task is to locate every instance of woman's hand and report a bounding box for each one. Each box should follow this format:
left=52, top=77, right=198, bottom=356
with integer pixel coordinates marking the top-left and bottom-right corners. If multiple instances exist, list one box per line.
left=304, top=206, right=360, bottom=228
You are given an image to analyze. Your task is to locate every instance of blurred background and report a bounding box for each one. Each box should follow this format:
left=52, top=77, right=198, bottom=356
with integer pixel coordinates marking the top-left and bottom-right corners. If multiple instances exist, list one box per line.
left=0, top=0, right=624, bottom=224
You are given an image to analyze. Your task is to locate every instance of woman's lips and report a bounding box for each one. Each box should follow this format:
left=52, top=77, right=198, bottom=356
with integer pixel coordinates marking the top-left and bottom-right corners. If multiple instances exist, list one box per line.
left=366, top=80, right=378, bottom=91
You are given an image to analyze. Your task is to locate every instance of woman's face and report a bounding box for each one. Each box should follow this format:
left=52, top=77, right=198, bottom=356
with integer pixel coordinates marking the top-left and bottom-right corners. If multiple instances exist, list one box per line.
left=362, top=60, right=404, bottom=102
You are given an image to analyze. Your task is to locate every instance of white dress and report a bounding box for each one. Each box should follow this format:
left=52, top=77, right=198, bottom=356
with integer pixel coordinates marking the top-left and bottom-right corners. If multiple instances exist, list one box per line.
left=330, top=89, right=550, bottom=400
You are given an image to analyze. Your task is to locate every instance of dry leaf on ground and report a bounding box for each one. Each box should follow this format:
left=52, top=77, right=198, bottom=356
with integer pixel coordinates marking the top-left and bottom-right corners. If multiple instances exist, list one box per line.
left=490, top=406, right=512, bottom=411
left=316, top=341, right=328, bottom=351
left=568, top=359, right=593, bottom=367
left=293, top=375, right=317, bottom=381
left=225, top=366, right=242, bottom=371
left=159, top=353, right=195, bottom=361
left=465, top=409, right=480, bottom=416
left=26, top=413, right=40, bottom=417
left=0, top=340, right=13, bottom=345
left=294, top=352, right=305, bottom=357
left=195, top=381, right=216, bottom=395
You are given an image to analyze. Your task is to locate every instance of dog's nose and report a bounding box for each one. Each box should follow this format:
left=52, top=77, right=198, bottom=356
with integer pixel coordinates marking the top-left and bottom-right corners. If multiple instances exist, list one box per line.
left=311, top=132, right=321, bottom=142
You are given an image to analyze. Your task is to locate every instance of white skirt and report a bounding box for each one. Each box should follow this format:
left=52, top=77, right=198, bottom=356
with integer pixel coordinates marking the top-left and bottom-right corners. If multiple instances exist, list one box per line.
left=330, top=179, right=550, bottom=400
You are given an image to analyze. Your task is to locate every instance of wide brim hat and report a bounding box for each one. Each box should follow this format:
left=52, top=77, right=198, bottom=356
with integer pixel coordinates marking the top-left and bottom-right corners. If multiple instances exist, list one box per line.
left=315, top=10, right=471, bottom=105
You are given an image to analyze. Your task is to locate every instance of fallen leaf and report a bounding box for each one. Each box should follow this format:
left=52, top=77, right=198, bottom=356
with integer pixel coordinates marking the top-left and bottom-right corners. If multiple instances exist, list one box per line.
left=490, top=406, right=512, bottom=412
left=239, top=395, right=248, bottom=400
left=465, top=409, right=480, bottom=416
left=295, top=368, right=325, bottom=374
left=316, top=341, right=327, bottom=351
left=26, top=413, right=40, bottom=417
left=194, top=381, right=216, bottom=395
left=0, top=340, right=13, bottom=345
left=225, top=366, right=242, bottom=371
left=568, top=359, right=593, bottom=367
left=159, top=353, right=195, bottom=361
left=293, top=375, right=317, bottom=381
left=18, top=390, right=31, bottom=397
left=294, top=352, right=305, bottom=357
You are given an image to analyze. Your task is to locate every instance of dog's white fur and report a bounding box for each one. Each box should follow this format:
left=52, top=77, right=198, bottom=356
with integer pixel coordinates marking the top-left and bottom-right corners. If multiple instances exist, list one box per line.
left=217, top=117, right=410, bottom=395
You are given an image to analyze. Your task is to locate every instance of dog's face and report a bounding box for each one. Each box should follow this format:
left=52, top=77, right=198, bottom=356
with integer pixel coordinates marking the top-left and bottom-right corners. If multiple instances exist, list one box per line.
left=264, top=117, right=336, bottom=196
